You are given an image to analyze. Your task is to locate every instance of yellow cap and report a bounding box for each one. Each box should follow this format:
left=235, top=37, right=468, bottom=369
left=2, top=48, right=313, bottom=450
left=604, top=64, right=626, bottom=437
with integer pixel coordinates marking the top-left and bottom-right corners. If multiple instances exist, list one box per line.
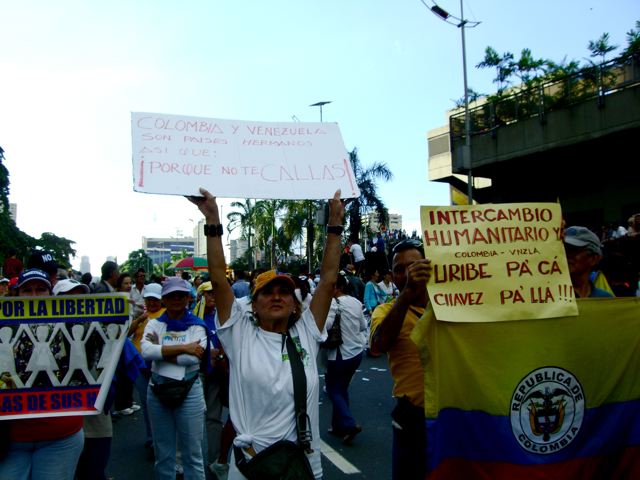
left=252, top=270, right=296, bottom=298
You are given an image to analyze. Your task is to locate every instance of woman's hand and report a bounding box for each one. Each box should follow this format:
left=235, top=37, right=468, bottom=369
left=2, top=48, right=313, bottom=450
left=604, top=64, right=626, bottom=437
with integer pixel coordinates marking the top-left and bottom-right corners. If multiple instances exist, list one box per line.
left=183, top=341, right=205, bottom=359
left=327, top=189, right=345, bottom=226
left=187, top=187, right=220, bottom=223
left=145, top=331, right=159, bottom=344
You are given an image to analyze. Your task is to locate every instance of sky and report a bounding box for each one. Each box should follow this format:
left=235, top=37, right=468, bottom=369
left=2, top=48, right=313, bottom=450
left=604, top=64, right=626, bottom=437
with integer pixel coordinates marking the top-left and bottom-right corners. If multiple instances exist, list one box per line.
left=1, top=0, right=638, bottom=274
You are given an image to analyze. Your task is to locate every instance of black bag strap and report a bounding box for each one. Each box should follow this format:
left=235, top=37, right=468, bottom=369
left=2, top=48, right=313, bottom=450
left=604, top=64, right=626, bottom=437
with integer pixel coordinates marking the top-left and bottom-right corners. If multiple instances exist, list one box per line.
left=334, top=298, right=342, bottom=326
left=285, top=331, right=312, bottom=453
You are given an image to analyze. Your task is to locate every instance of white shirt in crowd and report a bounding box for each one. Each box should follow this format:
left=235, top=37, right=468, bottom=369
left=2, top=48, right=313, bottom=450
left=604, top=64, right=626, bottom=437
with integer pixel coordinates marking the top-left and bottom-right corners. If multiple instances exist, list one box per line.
left=141, top=318, right=207, bottom=380
left=377, top=280, right=399, bottom=299
left=325, top=295, right=368, bottom=361
left=350, top=243, right=365, bottom=263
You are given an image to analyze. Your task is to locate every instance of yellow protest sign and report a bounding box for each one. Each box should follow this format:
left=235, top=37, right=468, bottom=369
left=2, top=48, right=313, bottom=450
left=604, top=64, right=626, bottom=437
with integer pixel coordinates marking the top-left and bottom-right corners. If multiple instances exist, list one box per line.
left=420, top=203, right=578, bottom=322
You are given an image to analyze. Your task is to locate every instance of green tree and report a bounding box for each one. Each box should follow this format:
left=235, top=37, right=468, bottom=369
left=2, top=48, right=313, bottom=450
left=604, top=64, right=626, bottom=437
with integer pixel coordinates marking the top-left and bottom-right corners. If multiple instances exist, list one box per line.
left=621, top=20, right=640, bottom=62
left=0, top=147, right=35, bottom=261
left=476, top=46, right=515, bottom=95
left=512, top=48, right=550, bottom=87
left=253, top=199, right=285, bottom=268
left=120, top=248, right=154, bottom=275
left=34, top=232, right=77, bottom=268
left=227, top=198, right=258, bottom=270
left=587, top=32, right=619, bottom=98
left=452, top=87, right=483, bottom=108
left=588, top=32, right=618, bottom=64
left=0, top=146, right=10, bottom=215
left=0, top=219, right=33, bottom=263
left=546, top=57, right=582, bottom=79
left=345, top=148, right=393, bottom=243
left=280, top=200, right=322, bottom=271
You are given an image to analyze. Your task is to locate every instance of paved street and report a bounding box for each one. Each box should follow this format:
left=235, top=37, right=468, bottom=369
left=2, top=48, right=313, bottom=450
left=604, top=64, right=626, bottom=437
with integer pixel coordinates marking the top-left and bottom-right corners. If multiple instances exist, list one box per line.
left=107, top=352, right=396, bottom=479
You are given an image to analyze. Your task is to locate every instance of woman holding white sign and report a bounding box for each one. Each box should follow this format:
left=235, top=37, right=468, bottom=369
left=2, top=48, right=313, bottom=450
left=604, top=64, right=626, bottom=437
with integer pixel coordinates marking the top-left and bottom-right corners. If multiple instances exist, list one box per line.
left=188, top=187, right=344, bottom=480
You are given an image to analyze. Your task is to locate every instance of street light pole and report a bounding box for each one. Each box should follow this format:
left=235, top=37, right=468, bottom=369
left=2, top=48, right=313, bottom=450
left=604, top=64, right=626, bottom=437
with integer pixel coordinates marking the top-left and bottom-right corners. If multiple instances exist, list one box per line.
left=309, top=101, right=332, bottom=122
left=426, top=1, right=479, bottom=203
left=459, top=0, right=473, bottom=203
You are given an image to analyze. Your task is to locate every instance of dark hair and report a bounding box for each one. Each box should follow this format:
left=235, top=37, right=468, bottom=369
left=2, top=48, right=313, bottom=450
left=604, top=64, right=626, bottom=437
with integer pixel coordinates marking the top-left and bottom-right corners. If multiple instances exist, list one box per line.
left=293, top=276, right=310, bottom=300
left=392, top=239, right=425, bottom=257
left=364, top=266, right=380, bottom=281
left=336, top=271, right=351, bottom=293
left=101, top=261, right=119, bottom=280
left=116, top=273, right=131, bottom=291
left=81, top=272, right=93, bottom=286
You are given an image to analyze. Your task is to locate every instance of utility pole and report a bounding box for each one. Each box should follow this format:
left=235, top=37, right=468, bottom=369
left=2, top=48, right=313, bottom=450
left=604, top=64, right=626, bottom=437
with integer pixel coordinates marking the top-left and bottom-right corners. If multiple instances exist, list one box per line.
left=427, top=1, right=480, bottom=203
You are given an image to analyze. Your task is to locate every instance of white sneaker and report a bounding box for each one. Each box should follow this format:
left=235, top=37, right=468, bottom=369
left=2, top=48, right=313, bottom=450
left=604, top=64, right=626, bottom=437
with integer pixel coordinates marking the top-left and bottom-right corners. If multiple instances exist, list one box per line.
left=130, top=404, right=141, bottom=412
left=209, top=462, right=229, bottom=480
left=115, top=407, right=134, bottom=416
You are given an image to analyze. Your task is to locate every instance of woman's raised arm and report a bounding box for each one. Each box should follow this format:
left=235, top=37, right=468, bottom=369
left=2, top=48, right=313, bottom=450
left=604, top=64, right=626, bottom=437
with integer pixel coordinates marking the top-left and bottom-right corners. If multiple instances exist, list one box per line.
left=310, top=190, right=345, bottom=331
left=188, top=188, right=235, bottom=324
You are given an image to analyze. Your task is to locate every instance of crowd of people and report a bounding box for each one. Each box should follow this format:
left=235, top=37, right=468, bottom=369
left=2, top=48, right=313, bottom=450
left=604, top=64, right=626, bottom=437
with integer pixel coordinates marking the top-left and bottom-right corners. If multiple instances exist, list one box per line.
left=1, top=198, right=639, bottom=479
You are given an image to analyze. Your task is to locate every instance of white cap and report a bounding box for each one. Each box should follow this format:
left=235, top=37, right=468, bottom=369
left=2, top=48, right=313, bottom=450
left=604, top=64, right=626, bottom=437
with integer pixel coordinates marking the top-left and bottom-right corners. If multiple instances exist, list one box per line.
left=53, top=279, right=90, bottom=295
left=142, top=283, right=162, bottom=299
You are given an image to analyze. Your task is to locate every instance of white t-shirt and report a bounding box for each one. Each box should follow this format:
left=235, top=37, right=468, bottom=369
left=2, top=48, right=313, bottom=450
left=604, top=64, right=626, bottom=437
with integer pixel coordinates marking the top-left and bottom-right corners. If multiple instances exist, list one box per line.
left=377, top=280, right=399, bottom=299
left=217, top=300, right=327, bottom=480
left=350, top=243, right=365, bottom=262
left=325, top=295, right=368, bottom=361
left=141, top=317, right=207, bottom=380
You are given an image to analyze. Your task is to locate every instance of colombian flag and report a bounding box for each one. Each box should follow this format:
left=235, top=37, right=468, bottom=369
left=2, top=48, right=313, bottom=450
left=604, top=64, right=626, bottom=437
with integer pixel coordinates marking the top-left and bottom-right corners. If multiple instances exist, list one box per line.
left=412, top=298, right=640, bottom=479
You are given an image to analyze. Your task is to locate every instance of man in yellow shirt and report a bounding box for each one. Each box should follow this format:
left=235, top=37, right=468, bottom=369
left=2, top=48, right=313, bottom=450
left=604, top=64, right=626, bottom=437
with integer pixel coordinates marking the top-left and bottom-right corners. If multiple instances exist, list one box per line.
left=370, top=239, right=431, bottom=480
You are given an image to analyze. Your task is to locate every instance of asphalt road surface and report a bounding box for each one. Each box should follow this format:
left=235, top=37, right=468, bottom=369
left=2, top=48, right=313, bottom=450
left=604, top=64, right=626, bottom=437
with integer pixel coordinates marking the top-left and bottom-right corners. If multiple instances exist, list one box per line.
left=107, top=352, right=395, bottom=479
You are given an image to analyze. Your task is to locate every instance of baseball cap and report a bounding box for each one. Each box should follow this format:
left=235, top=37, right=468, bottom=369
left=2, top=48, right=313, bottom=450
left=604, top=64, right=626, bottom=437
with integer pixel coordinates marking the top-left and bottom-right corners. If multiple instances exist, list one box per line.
left=0, top=277, right=9, bottom=284
left=161, top=277, right=192, bottom=296
left=27, top=250, right=59, bottom=276
left=564, top=226, right=602, bottom=255
left=252, top=270, right=296, bottom=298
left=17, top=269, right=52, bottom=290
left=53, top=279, right=90, bottom=295
left=142, top=283, right=162, bottom=299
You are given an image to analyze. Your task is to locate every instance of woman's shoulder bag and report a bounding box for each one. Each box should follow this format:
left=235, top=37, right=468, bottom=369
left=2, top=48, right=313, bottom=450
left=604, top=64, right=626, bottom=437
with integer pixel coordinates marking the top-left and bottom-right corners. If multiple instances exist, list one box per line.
left=320, top=298, right=343, bottom=350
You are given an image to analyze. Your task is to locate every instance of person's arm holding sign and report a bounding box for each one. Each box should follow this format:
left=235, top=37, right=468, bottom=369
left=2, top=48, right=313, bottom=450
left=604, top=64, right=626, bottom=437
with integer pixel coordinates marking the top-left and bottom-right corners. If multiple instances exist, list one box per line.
left=370, top=248, right=431, bottom=354
left=188, top=188, right=236, bottom=324
left=309, top=190, right=345, bottom=332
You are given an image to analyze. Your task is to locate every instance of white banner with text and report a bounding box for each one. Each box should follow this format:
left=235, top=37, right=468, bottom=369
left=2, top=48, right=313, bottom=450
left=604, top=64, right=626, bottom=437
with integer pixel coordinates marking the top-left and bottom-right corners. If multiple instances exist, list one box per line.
left=131, top=112, right=360, bottom=199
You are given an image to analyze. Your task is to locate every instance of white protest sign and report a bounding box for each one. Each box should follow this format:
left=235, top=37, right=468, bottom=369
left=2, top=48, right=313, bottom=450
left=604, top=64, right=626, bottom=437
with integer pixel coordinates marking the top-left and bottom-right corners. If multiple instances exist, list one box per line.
left=131, top=112, right=361, bottom=199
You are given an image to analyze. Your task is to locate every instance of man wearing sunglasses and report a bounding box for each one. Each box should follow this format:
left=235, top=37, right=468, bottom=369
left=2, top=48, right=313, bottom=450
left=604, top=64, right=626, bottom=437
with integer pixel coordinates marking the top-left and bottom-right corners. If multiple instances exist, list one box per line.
left=369, top=238, right=431, bottom=480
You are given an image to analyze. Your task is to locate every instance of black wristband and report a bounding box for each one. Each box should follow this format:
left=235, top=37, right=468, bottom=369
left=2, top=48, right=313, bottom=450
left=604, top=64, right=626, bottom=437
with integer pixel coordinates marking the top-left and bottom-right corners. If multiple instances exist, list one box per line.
left=204, top=224, right=224, bottom=237
left=326, top=225, right=344, bottom=235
